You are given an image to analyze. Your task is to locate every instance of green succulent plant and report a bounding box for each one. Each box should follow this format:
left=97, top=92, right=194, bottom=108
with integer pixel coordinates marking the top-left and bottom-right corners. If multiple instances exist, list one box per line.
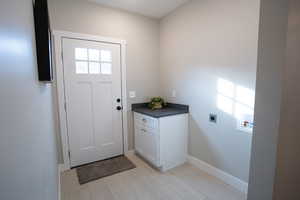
left=148, top=97, right=167, bottom=110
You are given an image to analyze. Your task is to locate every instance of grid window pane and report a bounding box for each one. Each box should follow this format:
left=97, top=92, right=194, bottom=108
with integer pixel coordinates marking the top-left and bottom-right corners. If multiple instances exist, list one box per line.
left=76, top=61, right=88, bottom=74
left=75, top=48, right=88, bottom=60
left=89, top=62, right=100, bottom=74
left=101, top=63, right=112, bottom=74
left=88, top=49, right=100, bottom=61
left=101, top=50, right=112, bottom=62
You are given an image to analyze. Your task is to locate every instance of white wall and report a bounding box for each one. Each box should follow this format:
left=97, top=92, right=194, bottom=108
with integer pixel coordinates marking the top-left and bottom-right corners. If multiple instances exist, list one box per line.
left=160, top=0, right=260, bottom=182
left=247, top=0, right=289, bottom=199
left=48, top=0, right=161, bottom=157
left=0, top=0, right=58, bottom=200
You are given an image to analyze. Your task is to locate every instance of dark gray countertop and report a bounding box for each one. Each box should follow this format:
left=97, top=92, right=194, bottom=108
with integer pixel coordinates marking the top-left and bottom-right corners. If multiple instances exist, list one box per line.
left=132, top=103, right=189, bottom=118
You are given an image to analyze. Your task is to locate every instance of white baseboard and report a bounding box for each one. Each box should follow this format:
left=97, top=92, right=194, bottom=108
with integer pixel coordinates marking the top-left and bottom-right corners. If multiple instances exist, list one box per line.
left=188, top=155, right=248, bottom=194
left=125, top=149, right=135, bottom=156
left=58, top=163, right=69, bottom=172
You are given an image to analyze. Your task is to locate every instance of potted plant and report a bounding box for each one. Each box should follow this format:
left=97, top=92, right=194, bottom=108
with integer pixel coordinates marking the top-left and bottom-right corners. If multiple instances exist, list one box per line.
left=148, top=97, right=167, bottom=110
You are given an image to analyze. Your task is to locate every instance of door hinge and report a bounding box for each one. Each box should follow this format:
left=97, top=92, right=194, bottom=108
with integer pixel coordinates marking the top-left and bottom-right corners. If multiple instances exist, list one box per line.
left=64, top=102, right=67, bottom=111
left=68, top=150, right=71, bottom=159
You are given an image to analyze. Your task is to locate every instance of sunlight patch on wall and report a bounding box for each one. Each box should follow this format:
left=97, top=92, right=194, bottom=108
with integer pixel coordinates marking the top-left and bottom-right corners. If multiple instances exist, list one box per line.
left=217, top=78, right=255, bottom=133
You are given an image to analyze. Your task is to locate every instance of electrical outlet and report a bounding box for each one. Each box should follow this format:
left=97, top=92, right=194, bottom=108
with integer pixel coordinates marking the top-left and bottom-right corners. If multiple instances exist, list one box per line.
left=209, top=114, right=217, bottom=123
left=172, top=90, right=177, bottom=98
left=129, top=91, right=136, bottom=98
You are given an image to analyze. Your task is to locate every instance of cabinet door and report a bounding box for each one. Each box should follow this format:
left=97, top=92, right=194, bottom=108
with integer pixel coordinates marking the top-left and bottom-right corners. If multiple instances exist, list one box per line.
left=134, top=125, right=144, bottom=156
left=143, top=127, right=159, bottom=166
left=135, top=124, right=160, bottom=167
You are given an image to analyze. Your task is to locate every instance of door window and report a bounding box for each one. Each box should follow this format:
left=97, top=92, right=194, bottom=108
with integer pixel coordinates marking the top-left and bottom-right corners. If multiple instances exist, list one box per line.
left=74, top=48, right=112, bottom=75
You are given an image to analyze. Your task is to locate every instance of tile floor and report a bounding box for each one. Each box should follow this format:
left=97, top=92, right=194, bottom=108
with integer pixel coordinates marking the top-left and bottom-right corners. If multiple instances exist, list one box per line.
left=61, top=153, right=247, bottom=200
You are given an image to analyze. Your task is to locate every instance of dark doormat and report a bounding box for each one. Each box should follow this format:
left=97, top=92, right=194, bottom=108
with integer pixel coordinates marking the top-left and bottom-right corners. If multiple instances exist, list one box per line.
left=76, top=155, right=136, bottom=185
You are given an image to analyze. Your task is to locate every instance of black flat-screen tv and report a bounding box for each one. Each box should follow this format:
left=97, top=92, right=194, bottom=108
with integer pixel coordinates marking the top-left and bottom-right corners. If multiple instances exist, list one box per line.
left=33, top=0, right=53, bottom=82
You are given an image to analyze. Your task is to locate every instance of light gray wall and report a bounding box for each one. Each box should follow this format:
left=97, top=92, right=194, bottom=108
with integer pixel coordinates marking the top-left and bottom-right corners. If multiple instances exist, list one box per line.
left=0, top=0, right=58, bottom=200
left=273, top=0, right=300, bottom=199
left=247, top=0, right=289, bottom=199
left=160, top=0, right=260, bottom=182
left=48, top=0, right=161, bottom=159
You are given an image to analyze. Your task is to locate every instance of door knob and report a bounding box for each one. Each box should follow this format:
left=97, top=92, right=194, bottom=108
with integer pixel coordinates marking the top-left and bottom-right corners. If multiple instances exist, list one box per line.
left=116, top=106, right=122, bottom=111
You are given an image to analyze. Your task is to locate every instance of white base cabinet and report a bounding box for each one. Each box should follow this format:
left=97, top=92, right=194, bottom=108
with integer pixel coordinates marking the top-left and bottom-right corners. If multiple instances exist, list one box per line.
left=134, top=112, right=188, bottom=172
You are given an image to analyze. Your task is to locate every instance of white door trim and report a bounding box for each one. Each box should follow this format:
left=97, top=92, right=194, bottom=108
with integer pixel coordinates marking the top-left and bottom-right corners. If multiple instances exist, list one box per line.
left=52, top=30, right=128, bottom=171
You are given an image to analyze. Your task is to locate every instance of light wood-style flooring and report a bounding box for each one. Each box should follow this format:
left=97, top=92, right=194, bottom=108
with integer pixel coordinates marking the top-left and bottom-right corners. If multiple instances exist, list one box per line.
left=61, top=153, right=246, bottom=200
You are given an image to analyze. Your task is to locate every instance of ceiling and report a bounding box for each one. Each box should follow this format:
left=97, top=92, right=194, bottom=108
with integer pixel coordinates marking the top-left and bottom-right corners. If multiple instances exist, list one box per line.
left=87, top=0, right=190, bottom=19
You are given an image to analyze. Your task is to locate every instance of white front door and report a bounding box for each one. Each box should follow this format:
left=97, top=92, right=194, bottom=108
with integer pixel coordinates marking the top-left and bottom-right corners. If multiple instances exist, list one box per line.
left=62, top=38, right=123, bottom=167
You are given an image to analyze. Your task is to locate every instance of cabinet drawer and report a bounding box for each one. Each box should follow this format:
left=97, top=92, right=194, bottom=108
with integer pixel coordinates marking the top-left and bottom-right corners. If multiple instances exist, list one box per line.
left=134, top=112, right=158, bottom=130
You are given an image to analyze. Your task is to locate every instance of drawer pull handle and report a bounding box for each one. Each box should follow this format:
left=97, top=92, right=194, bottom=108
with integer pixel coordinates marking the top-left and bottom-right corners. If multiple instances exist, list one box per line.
left=142, top=118, right=147, bottom=122
left=141, top=129, right=147, bottom=133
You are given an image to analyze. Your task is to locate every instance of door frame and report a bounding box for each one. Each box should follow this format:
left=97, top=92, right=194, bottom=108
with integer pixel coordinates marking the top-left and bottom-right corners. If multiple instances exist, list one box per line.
left=52, top=30, right=128, bottom=171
